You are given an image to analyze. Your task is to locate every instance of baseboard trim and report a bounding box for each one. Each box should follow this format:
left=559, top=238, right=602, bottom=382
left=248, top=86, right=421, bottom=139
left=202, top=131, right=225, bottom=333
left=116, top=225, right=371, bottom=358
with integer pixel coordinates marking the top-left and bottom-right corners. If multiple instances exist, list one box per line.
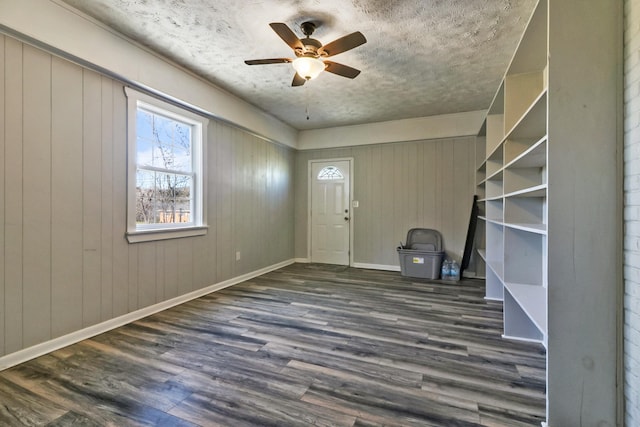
left=294, top=258, right=310, bottom=263
left=352, top=262, right=401, bottom=272
left=0, top=258, right=295, bottom=371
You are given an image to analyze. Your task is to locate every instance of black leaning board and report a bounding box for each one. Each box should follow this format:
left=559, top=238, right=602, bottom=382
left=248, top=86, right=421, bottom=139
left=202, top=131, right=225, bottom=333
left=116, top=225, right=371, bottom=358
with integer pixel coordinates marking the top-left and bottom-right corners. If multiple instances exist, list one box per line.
left=460, top=195, right=478, bottom=277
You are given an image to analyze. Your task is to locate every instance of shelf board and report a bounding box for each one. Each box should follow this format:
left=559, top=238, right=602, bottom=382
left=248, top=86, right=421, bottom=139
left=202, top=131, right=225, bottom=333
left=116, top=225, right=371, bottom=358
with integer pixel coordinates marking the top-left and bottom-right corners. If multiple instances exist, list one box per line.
left=482, top=195, right=503, bottom=202
left=485, top=218, right=504, bottom=226
left=504, top=222, right=547, bottom=235
left=504, top=282, right=547, bottom=334
left=485, top=168, right=504, bottom=182
left=477, top=249, right=487, bottom=261
left=504, top=184, right=546, bottom=198
left=485, top=259, right=504, bottom=280
left=505, top=136, right=547, bottom=169
left=501, top=333, right=544, bottom=344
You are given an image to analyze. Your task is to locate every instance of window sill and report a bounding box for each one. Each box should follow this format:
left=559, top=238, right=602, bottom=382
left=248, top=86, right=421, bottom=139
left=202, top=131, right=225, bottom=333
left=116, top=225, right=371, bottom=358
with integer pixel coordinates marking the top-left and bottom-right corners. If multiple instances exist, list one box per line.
left=126, top=226, right=208, bottom=243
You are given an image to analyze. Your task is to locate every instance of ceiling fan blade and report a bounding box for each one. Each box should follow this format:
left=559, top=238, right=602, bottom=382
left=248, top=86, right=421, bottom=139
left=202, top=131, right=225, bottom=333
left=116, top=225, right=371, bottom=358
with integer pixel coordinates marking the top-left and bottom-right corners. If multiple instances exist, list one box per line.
left=324, top=61, right=361, bottom=79
left=292, top=73, right=306, bottom=87
left=319, top=31, right=367, bottom=57
left=245, top=58, right=292, bottom=65
left=269, top=23, right=304, bottom=51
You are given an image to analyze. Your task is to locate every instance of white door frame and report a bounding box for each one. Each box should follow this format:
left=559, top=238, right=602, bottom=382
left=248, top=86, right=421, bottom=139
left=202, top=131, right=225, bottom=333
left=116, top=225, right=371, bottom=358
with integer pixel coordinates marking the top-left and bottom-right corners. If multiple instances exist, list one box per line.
left=307, top=158, right=354, bottom=266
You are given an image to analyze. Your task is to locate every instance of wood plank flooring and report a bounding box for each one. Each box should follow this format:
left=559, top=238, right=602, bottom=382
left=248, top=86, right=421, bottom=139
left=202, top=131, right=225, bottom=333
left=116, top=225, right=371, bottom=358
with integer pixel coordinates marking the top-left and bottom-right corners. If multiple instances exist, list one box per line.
left=0, top=263, right=546, bottom=426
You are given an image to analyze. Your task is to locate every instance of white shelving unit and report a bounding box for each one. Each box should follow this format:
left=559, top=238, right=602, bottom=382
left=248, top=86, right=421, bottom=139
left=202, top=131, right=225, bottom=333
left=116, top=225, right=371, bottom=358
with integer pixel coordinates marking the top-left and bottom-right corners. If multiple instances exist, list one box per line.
left=475, top=0, right=548, bottom=343
left=474, top=0, right=621, bottom=424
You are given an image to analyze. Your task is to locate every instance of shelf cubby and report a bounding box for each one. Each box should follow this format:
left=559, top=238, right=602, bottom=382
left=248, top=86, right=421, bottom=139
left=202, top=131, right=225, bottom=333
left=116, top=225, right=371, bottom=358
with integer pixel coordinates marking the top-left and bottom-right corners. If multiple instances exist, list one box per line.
left=503, top=166, right=544, bottom=195
left=485, top=264, right=504, bottom=301
left=486, top=221, right=504, bottom=271
left=505, top=71, right=546, bottom=131
left=503, top=228, right=544, bottom=286
left=503, top=289, right=545, bottom=341
left=506, top=0, right=547, bottom=77
left=476, top=134, right=487, bottom=171
left=506, top=90, right=547, bottom=141
left=485, top=199, right=504, bottom=223
left=504, top=136, right=547, bottom=169
left=485, top=172, right=504, bottom=200
left=504, top=197, right=545, bottom=230
left=486, top=144, right=504, bottom=179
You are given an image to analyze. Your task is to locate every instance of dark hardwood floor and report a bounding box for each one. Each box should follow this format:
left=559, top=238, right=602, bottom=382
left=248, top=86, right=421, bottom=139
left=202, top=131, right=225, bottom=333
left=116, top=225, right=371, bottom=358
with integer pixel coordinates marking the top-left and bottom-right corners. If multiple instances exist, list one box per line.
left=0, top=263, right=546, bottom=426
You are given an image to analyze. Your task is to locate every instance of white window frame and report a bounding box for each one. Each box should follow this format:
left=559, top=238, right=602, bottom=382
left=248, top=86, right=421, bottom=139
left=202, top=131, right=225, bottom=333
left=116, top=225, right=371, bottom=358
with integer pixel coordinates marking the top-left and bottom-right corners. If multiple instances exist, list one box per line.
left=125, top=87, right=208, bottom=243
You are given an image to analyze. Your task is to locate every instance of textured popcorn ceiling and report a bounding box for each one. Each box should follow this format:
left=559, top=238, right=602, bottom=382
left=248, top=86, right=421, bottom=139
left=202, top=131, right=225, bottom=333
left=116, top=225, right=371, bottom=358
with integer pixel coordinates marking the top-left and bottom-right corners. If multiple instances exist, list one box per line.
left=59, top=0, right=537, bottom=130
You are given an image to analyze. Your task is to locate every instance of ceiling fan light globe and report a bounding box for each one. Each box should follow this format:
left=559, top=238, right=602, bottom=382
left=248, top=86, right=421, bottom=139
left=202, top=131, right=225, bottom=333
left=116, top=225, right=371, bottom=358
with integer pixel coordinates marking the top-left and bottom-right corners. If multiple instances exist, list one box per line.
left=292, top=57, right=325, bottom=80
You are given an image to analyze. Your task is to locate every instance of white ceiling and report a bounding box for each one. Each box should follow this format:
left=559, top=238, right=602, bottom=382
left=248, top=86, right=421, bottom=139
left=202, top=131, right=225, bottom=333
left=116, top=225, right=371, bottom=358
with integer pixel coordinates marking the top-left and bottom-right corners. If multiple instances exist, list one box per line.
left=59, top=0, right=537, bottom=131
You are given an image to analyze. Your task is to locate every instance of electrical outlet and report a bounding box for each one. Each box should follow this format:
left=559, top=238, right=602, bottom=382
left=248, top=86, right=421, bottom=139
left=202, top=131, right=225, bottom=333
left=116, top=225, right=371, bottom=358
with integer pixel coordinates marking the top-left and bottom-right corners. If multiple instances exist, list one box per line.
left=235, top=251, right=241, bottom=261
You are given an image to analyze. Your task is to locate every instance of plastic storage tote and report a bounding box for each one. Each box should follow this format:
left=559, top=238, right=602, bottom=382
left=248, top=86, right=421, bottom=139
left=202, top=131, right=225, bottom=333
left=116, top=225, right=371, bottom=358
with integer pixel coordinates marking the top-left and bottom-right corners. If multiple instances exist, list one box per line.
left=397, top=228, right=445, bottom=279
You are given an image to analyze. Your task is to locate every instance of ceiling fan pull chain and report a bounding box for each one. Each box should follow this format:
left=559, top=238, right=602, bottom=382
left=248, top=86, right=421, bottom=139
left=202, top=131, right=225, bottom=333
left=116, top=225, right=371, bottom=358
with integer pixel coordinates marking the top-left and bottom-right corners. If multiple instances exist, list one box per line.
left=305, top=84, right=310, bottom=120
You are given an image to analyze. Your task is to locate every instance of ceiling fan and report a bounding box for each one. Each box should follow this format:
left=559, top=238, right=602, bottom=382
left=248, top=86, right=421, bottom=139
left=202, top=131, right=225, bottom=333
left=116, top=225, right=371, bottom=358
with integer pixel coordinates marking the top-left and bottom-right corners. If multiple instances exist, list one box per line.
left=244, top=21, right=367, bottom=86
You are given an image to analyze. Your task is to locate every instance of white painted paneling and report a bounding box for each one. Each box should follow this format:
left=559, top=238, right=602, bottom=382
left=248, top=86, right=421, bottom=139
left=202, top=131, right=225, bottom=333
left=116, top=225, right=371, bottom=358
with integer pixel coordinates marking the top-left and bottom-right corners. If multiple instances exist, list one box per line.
left=82, top=69, right=103, bottom=328
left=100, top=76, right=114, bottom=321
left=51, top=57, right=84, bottom=338
left=4, top=36, right=24, bottom=354
left=138, top=243, right=157, bottom=308
left=0, top=35, right=295, bottom=359
left=111, top=80, right=129, bottom=319
left=22, top=45, right=52, bottom=347
left=163, top=240, right=179, bottom=300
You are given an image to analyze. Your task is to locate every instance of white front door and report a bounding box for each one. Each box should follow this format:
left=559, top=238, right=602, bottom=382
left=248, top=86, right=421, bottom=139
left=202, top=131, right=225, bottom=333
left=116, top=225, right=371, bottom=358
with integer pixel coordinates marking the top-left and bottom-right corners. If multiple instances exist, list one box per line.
left=310, top=160, right=351, bottom=265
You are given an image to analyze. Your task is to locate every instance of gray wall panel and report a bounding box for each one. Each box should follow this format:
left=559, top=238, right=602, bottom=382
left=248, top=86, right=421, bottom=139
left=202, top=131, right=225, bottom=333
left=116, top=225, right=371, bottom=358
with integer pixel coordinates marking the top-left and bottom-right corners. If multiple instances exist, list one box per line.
left=51, top=56, right=84, bottom=338
left=22, top=45, right=52, bottom=348
left=0, top=35, right=295, bottom=358
left=295, top=138, right=476, bottom=266
left=111, top=80, right=129, bottom=319
left=82, top=69, right=103, bottom=328
left=4, top=36, right=24, bottom=355
left=100, top=77, right=115, bottom=322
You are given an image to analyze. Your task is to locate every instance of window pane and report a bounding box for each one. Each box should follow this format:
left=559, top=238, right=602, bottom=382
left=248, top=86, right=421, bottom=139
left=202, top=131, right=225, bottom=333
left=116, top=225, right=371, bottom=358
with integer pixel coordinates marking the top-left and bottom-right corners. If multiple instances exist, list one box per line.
left=136, top=110, right=155, bottom=168
left=136, top=169, right=156, bottom=224
left=137, top=108, right=192, bottom=172
left=137, top=171, right=192, bottom=225
left=174, top=174, right=192, bottom=223
left=317, top=166, right=344, bottom=180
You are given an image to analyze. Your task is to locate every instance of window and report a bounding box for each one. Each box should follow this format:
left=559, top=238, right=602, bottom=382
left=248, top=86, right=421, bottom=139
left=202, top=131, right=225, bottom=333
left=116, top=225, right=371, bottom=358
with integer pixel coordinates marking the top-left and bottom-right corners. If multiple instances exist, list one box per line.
left=125, top=88, right=208, bottom=243
left=317, top=166, right=344, bottom=180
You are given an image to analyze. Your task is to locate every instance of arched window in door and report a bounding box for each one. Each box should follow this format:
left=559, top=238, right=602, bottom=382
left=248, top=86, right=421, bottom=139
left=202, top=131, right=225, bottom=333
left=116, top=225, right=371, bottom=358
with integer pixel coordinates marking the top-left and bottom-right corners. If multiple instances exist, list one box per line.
left=317, top=166, right=344, bottom=180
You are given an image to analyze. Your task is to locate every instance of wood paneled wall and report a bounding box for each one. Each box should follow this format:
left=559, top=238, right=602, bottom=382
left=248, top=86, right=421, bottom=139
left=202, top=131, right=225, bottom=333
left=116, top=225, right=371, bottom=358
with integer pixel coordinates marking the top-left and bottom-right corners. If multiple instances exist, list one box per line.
left=0, top=35, right=295, bottom=358
left=294, top=138, right=476, bottom=266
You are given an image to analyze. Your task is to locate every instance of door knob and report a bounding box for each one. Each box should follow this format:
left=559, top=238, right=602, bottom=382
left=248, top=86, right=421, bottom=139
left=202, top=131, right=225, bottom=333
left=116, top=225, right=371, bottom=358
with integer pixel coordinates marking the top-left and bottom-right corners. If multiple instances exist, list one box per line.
left=344, top=217, right=350, bottom=221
